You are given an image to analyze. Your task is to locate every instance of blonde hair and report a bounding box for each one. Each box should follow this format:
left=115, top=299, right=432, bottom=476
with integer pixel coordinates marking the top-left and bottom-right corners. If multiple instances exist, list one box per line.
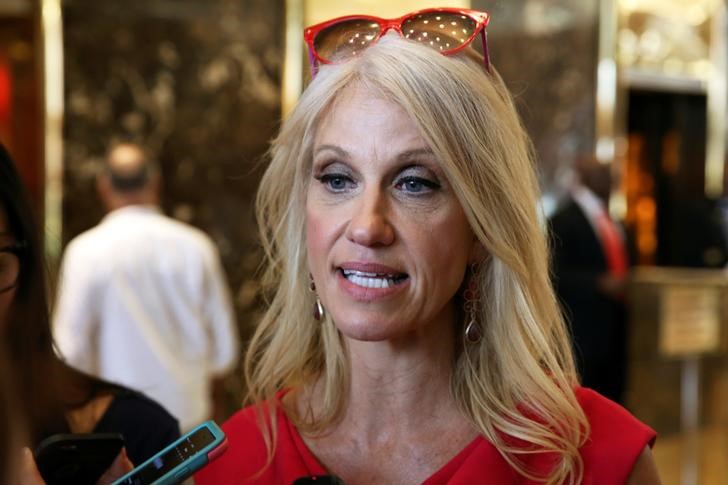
left=247, top=36, right=588, bottom=484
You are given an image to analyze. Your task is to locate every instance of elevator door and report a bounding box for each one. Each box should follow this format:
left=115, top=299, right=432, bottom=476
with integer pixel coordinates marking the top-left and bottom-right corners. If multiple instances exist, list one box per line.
left=625, top=89, right=726, bottom=268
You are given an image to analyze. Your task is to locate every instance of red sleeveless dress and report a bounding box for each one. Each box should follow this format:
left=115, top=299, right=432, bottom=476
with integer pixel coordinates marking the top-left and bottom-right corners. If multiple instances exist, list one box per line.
left=195, top=387, right=655, bottom=484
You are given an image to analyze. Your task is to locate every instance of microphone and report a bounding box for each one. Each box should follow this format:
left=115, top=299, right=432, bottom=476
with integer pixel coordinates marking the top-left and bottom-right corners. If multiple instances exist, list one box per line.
left=292, top=475, right=345, bottom=484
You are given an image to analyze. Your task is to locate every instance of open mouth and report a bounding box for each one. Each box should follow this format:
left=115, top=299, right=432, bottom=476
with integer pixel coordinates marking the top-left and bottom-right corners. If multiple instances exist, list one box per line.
left=340, top=268, right=409, bottom=289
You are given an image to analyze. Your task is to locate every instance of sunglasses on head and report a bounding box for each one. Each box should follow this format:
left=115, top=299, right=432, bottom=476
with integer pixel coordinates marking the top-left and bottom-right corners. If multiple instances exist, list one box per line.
left=304, top=7, right=491, bottom=77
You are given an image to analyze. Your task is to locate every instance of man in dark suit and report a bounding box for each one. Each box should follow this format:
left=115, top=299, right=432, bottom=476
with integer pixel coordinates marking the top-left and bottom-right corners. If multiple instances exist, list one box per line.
left=549, top=158, right=629, bottom=404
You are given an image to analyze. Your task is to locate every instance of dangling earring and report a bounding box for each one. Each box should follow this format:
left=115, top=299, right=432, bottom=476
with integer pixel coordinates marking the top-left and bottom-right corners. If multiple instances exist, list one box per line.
left=309, top=275, right=325, bottom=321
left=463, top=263, right=481, bottom=344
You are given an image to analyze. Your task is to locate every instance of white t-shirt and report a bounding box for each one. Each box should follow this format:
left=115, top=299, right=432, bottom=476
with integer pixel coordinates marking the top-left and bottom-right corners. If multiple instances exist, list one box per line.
left=53, top=205, right=239, bottom=431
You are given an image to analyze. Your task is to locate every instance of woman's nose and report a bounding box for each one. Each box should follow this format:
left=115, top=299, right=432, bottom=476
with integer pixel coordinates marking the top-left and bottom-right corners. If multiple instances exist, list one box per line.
left=345, top=188, right=395, bottom=247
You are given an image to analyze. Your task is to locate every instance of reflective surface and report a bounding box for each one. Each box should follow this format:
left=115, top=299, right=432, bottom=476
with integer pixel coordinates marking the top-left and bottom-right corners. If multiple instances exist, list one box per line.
left=473, top=0, right=599, bottom=194
left=618, top=0, right=715, bottom=80
left=60, top=0, right=284, bottom=382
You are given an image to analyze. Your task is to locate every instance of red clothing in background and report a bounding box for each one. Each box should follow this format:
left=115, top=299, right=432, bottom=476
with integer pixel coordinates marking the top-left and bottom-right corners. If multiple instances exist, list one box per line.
left=196, top=387, right=655, bottom=484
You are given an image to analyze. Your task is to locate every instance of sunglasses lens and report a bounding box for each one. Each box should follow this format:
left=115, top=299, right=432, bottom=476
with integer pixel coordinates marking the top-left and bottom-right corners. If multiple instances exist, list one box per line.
left=314, top=19, right=382, bottom=62
left=402, top=12, right=478, bottom=54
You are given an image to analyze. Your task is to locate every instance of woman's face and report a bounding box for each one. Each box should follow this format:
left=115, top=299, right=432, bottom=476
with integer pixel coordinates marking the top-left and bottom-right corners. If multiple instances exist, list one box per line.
left=0, top=206, right=17, bottom=328
left=306, top=85, right=478, bottom=342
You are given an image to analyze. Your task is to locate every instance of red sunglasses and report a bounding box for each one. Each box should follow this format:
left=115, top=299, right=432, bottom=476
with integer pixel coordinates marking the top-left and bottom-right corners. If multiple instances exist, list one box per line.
left=304, top=7, right=491, bottom=77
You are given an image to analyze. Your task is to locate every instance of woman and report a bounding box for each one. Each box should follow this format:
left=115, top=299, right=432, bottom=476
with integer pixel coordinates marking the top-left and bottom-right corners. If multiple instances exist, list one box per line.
left=0, top=143, right=180, bottom=479
left=197, top=8, right=660, bottom=484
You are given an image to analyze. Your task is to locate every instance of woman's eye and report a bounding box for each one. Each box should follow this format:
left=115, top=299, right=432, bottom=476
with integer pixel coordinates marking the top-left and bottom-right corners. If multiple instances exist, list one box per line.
left=319, top=174, right=354, bottom=192
left=395, top=176, right=439, bottom=194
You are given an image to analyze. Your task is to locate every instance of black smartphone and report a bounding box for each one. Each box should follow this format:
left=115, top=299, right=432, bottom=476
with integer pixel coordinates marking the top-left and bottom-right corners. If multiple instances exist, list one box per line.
left=34, top=432, right=125, bottom=485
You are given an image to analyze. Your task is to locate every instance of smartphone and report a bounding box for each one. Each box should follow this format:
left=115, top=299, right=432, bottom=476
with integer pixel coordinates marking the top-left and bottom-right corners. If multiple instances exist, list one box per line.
left=34, top=432, right=125, bottom=485
left=112, top=420, right=227, bottom=485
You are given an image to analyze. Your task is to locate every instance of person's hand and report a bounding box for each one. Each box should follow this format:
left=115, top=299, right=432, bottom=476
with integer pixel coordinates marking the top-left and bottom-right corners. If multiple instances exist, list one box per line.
left=96, top=448, right=134, bottom=484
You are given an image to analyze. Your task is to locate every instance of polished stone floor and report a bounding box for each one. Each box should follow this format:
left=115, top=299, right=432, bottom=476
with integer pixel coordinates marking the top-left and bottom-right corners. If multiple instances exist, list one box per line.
left=652, top=426, right=728, bottom=484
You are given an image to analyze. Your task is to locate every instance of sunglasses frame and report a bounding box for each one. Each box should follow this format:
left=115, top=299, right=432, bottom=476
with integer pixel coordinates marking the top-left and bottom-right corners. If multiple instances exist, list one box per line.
left=304, top=7, right=491, bottom=77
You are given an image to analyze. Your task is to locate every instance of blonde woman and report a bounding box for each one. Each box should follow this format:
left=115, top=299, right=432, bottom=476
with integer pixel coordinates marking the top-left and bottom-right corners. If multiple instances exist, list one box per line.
left=198, top=8, right=660, bottom=484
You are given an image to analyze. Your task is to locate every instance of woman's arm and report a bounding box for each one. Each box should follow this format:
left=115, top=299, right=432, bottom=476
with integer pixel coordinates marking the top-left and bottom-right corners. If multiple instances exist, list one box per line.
left=627, top=446, right=661, bottom=484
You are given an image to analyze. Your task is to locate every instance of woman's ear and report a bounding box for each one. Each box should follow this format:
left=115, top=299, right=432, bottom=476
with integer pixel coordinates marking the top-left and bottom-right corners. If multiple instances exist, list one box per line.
left=468, top=240, right=488, bottom=265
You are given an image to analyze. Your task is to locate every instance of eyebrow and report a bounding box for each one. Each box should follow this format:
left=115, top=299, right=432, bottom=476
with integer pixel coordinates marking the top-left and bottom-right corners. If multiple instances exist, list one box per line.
left=314, top=144, right=349, bottom=158
left=397, top=148, right=435, bottom=161
left=314, top=145, right=435, bottom=161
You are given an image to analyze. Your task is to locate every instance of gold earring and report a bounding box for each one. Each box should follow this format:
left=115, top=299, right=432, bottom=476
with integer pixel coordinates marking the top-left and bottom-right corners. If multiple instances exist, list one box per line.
left=309, top=275, right=325, bottom=321
left=464, top=263, right=481, bottom=344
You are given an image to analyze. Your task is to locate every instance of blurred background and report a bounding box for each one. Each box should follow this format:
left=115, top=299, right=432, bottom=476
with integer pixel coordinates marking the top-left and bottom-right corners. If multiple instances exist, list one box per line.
left=1, top=0, right=727, bottom=483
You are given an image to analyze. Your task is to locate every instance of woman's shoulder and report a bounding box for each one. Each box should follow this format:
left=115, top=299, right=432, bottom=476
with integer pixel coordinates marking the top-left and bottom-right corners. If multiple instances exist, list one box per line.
left=575, top=387, right=656, bottom=483
left=575, top=387, right=656, bottom=445
left=104, top=388, right=179, bottom=428
left=196, top=400, right=327, bottom=484
left=194, top=403, right=277, bottom=484
left=218, top=403, right=269, bottom=452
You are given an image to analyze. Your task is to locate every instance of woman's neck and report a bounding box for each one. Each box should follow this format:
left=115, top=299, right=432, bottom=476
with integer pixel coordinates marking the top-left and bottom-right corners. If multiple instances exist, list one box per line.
left=57, top=361, right=115, bottom=433
left=320, top=316, right=469, bottom=443
left=66, top=393, right=114, bottom=433
left=349, top=341, right=455, bottom=431
left=298, top=321, right=477, bottom=485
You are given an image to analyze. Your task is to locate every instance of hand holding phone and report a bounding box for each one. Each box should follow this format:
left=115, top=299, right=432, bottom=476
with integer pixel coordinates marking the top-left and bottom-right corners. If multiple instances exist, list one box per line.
left=112, top=420, right=227, bottom=485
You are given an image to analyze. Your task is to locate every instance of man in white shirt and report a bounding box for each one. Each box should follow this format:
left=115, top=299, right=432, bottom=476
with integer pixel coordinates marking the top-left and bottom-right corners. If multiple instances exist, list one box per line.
left=53, top=143, right=239, bottom=431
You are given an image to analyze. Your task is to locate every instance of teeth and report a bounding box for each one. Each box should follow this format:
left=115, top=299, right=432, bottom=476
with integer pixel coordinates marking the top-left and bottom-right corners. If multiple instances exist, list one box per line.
left=341, top=269, right=404, bottom=289
left=343, top=269, right=378, bottom=277
left=347, top=274, right=394, bottom=288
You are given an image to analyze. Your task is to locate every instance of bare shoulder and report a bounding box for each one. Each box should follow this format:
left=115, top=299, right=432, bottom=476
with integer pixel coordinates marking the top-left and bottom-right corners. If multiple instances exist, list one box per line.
left=627, top=446, right=662, bottom=485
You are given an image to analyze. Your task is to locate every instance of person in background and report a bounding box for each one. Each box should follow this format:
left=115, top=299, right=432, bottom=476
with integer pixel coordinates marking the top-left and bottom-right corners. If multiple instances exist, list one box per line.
left=53, top=142, right=239, bottom=431
left=0, top=143, right=179, bottom=475
left=549, top=155, right=629, bottom=404
left=197, top=8, right=660, bottom=484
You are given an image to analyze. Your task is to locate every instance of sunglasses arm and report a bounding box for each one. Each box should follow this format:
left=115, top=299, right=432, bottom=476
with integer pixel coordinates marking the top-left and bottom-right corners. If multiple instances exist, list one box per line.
left=307, top=46, right=319, bottom=78
left=481, top=29, right=491, bottom=74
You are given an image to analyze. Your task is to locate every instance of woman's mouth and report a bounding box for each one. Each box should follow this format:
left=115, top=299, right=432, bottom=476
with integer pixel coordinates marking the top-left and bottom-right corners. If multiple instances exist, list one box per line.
left=340, top=269, right=409, bottom=289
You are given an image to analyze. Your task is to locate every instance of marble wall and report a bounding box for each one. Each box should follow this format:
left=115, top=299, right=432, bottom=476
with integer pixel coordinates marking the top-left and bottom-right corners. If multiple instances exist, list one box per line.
left=61, top=0, right=284, bottom=407
left=473, top=0, right=599, bottom=197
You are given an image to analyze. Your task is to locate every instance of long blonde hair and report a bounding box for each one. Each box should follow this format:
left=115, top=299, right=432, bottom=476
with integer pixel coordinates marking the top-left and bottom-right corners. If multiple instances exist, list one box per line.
left=247, top=36, right=588, bottom=483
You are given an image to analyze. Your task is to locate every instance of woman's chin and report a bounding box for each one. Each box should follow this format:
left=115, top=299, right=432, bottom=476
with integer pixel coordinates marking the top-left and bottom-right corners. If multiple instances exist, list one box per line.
left=337, top=326, right=392, bottom=342
left=336, top=322, right=397, bottom=342
left=333, top=319, right=414, bottom=344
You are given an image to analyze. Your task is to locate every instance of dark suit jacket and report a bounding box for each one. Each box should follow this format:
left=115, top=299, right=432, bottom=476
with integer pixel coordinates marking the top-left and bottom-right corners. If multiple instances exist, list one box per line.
left=548, top=197, right=627, bottom=402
